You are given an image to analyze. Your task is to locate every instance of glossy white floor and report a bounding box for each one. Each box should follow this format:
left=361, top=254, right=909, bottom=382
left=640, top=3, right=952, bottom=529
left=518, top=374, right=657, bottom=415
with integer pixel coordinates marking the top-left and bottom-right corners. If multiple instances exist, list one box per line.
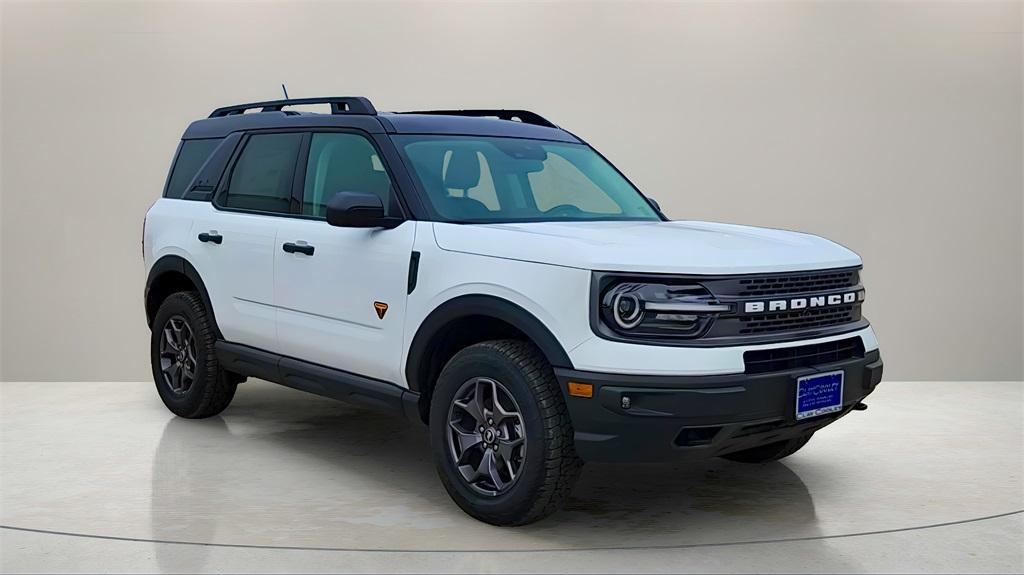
left=0, top=380, right=1020, bottom=574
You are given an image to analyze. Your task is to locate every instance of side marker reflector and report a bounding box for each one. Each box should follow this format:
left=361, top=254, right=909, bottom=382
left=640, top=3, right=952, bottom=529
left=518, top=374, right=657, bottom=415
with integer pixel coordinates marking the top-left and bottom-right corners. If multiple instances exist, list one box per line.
left=567, top=382, right=593, bottom=398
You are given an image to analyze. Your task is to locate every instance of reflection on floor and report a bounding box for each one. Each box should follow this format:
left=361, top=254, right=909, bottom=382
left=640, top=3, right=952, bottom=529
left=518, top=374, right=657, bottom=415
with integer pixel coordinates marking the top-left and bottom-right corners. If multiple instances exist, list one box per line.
left=1, top=380, right=1021, bottom=573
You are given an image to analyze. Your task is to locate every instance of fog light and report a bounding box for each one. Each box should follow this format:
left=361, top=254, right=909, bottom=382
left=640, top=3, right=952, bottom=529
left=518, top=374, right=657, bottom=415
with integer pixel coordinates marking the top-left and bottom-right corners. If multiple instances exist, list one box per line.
left=621, top=396, right=631, bottom=409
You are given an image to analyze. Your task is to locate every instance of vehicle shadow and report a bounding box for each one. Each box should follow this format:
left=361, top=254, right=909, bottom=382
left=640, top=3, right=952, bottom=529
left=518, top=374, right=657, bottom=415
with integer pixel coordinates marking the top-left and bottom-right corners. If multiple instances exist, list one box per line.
left=150, top=381, right=855, bottom=570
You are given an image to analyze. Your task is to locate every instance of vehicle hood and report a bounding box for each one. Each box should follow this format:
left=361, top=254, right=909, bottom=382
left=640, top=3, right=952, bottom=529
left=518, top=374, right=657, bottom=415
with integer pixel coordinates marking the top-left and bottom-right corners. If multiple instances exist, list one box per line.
left=431, top=220, right=861, bottom=275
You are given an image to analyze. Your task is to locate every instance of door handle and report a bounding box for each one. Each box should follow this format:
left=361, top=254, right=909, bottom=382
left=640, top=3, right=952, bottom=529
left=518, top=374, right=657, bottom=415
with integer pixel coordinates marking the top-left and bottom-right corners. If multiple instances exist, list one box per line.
left=198, top=232, right=222, bottom=244
left=282, top=242, right=315, bottom=256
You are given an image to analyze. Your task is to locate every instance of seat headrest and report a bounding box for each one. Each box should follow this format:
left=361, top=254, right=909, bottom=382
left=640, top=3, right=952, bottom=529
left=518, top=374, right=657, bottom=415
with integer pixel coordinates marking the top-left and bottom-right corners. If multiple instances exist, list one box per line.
left=444, top=149, right=481, bottom=190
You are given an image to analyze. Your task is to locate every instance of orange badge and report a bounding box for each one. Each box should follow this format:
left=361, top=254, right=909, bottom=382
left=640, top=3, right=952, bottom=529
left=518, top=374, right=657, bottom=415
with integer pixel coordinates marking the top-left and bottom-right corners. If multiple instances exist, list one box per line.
left=373, top=301, right=389, bottom=319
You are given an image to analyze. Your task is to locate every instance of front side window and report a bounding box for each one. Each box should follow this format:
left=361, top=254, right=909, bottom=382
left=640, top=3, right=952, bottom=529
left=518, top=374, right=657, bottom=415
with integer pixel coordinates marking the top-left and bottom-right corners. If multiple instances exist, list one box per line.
left=223, top=133, right=303, bottom=214
left=302, top=133, right=396, bottom=217
left=396, top=135, right=660, bottom=223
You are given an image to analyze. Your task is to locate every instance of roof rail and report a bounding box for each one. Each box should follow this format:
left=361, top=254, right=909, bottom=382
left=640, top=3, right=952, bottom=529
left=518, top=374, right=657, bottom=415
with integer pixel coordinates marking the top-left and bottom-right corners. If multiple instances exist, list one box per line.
left=209, top=96, right=377, bottom=118
left=400, top=109, right=557, bottom=129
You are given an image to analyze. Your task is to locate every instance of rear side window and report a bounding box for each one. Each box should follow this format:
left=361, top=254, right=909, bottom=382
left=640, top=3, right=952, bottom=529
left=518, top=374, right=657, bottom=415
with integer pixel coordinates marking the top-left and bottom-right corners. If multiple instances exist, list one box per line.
left=223, top=133, right=303, bottom=214
left=165, top=139, right=221, bottom=198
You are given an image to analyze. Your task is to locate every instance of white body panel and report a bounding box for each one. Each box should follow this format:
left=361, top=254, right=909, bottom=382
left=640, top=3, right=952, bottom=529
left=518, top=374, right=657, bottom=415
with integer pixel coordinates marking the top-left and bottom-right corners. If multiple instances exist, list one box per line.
left=402, top=223, right=595, bottom=378
left=145, top=199, right=278, bottom=351
left=273, top=219, right=416, bottom=383
left=432, top=220, right=861, bottom=275
left=404, top=222, right=876, bottom=382
left=147, top=202, right=875, bottom=388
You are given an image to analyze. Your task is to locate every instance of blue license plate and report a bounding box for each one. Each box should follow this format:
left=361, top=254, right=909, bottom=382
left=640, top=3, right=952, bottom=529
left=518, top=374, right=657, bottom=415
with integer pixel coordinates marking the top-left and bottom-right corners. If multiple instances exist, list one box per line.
left=795, top=371, right=844, bottom=421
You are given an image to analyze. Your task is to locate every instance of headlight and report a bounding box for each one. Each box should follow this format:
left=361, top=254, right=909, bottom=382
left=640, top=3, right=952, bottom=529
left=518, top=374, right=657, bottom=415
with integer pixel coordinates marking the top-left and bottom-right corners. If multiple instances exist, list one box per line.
left=597, top=278, right=731, bottom=340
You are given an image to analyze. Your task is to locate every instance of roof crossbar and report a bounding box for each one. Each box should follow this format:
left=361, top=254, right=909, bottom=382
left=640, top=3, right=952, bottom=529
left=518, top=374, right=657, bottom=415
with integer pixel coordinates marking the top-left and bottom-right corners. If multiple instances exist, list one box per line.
left=209, top=96, right=377, bottom=118
left=401, top=109, right=557, bottom=129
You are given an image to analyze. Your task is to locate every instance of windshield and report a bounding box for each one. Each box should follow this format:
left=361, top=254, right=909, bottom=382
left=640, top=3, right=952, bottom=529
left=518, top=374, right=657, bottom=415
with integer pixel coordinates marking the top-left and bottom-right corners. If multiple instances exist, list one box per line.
left=395, top=135, right=662, bottom=223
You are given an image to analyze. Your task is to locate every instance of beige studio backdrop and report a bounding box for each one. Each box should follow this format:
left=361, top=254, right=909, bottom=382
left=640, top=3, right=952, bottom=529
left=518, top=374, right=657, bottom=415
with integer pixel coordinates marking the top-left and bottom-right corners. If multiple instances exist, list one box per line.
left=1, top=0, right=1021, bottom=382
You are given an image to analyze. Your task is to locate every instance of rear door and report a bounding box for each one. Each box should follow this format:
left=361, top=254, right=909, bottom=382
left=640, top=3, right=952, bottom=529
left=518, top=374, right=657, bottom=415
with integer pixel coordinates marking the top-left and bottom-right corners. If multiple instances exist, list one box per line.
left=274, top=131, right=415, bottom=384
left=193, top=131, right=304, bottom=352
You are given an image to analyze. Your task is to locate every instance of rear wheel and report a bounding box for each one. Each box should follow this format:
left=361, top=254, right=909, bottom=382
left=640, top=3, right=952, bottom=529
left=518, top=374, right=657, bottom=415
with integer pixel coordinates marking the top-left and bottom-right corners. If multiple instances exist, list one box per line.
left=150, top=291, right=237, bottom=418
left=720, top=433, right=813, bottom=463
left=430, top=340, right=582, bottom=526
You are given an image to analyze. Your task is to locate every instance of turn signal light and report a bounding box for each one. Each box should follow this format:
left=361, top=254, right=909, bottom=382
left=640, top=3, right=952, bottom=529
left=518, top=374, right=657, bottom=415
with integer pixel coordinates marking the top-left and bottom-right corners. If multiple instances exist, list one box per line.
left=567, top=382, right=593, bottom=398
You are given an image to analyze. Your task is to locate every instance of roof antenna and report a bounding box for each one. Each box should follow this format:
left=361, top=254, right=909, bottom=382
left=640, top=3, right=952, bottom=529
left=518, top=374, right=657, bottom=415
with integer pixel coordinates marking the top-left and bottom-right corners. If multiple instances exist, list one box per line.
left=281, top=83, right=290, bottom=99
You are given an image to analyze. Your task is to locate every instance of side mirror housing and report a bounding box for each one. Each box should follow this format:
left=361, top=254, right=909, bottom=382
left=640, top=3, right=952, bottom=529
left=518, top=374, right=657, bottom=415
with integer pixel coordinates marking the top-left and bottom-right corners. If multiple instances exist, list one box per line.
left=645, top=196, right=662, bottom=213
left=325, top=192, right=397, bottom=228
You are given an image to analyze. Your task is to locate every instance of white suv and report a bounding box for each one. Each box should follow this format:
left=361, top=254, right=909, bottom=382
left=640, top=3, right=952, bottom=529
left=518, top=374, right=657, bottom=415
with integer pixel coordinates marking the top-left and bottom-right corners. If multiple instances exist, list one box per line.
left=144, top=97, right=883, bottom=525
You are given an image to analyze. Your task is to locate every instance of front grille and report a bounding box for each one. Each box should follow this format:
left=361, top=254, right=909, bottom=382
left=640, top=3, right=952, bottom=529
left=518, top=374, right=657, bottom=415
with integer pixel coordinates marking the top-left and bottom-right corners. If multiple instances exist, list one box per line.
left=693, top=267, right=865, bottom=343
left=739, top=305, right=860, bottom=335
left=743, top=337, right=865, bottom=374
left=736, top=270, right=859, bottom=297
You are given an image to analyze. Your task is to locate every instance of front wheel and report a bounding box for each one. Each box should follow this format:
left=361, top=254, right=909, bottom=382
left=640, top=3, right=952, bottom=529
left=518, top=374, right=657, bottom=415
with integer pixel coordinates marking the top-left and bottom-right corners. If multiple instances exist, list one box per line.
left=429, top=340, right=583, bottom=526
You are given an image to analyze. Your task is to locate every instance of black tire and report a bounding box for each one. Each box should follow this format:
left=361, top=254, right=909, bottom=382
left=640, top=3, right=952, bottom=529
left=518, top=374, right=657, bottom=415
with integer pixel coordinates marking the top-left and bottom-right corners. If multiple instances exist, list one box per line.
left=150, top=291, right=237, bottom=419
left=720, top=433, right=814, bottom=463
left=429, top=340, right=583, bottom=526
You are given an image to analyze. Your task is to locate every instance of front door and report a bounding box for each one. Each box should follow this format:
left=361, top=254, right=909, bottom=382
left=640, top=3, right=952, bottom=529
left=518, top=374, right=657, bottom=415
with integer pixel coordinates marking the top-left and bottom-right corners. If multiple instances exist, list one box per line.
left=274, top=132, right=416, bottom=384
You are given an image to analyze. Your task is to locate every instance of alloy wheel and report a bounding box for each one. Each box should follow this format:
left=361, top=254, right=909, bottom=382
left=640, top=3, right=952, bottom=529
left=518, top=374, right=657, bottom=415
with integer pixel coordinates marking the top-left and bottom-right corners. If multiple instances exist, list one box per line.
left=158, top=315, right=197, bottom=395
left=446, top=377, right=527, bottom=496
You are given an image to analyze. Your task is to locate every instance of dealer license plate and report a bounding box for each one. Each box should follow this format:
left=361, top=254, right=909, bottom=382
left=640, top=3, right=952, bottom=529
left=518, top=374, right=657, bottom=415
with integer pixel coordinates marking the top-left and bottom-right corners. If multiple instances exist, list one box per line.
left=795, top=371, right=844, bottom=421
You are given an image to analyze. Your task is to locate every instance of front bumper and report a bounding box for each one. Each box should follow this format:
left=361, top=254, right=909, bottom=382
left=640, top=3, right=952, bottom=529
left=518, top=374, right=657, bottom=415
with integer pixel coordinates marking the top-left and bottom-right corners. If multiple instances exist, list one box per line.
left=554, top=350, right=883, bottom=463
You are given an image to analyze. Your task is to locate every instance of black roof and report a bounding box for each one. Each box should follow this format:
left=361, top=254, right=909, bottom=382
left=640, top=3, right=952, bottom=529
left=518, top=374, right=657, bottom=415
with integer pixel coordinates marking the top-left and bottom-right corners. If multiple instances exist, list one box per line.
left=182, top=96, right=581, bottom=143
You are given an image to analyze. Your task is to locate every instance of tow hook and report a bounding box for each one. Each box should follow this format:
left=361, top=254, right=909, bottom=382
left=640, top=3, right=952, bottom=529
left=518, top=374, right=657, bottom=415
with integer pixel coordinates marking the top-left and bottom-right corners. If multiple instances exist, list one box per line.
left=853, top=402, right=868, bottom=411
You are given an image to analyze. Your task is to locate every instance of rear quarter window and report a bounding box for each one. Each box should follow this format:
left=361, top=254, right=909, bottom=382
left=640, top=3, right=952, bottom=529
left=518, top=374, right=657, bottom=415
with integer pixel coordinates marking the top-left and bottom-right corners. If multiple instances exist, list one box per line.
left=164, top=138, right=222, bottom=199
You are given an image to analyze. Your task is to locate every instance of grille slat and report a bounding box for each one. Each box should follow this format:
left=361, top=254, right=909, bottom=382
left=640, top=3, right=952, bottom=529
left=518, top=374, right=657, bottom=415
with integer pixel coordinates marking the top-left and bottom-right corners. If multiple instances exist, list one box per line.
left=736, top=270, right=858, bottom=297
left=739, top=305, right=860, bottom=334
left=743, top=337, right=865, bottom=374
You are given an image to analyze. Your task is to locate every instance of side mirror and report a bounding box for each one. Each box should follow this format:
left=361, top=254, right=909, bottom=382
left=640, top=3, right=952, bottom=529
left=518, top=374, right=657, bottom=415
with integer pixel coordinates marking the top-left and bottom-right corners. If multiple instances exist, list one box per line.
left=325, top=192, right=395, bottom=228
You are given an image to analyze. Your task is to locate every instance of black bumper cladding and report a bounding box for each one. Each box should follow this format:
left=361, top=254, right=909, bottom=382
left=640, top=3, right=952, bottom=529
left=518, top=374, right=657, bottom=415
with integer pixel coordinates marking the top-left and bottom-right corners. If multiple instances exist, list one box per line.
left=554, top=349, right=883, bottom=463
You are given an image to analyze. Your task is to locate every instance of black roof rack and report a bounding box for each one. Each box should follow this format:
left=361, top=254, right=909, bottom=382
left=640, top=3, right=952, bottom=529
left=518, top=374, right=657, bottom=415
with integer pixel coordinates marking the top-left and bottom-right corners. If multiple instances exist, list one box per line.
left=400, top=109, right=557, bottom=129
left=209, top=96, right=377, bottom=118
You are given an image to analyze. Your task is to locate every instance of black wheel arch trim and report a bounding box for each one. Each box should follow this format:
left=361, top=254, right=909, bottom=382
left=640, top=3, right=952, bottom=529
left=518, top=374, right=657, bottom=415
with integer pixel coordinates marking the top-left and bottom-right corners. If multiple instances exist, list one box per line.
left=405, top=294, right=573, bottom=393
left=145, top=255, right=221, bottom=338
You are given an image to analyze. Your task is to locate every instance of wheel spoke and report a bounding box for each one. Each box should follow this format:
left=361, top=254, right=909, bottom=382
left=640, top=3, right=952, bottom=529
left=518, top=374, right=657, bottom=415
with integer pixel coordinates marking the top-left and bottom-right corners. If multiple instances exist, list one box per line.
left=482, top=449, right=505, bottom=492
left=453, top=397, right=484, bottom=426
left=496, top=436, right=523, bottom=464
left=491, top=397, right=518, bottom=426
left=163, top=327, right=180, bottom=352
left=457, top=462, right=478, bottom=481
left=502, top=452, right=517, bottom=480
left=470, top=449, right=490, bottom=482
left=475, top=379, right=494, bottom=424
left=170, top=320, right=185, bottom=346
left=167, top=362, right=180, bottom=390
left=449, top=421, right=482, bottom=454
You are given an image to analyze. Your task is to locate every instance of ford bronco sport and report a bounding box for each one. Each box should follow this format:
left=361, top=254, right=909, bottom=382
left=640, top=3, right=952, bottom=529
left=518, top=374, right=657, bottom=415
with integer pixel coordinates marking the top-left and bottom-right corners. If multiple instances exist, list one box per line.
left=144, top=96, right=883, bottom=525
